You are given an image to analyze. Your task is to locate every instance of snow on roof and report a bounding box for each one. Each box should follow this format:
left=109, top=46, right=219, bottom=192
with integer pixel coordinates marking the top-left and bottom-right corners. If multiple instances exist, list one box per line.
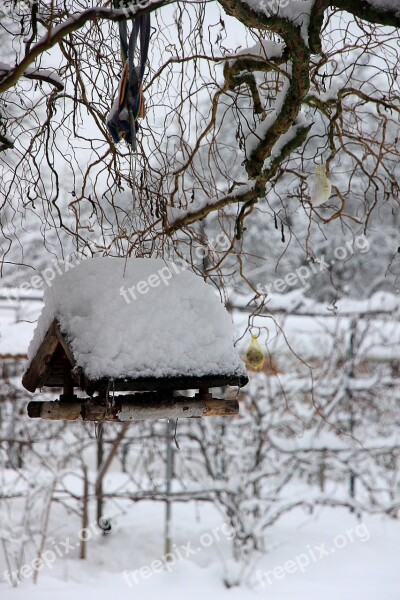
left=26, top=258, right=247, bottom=381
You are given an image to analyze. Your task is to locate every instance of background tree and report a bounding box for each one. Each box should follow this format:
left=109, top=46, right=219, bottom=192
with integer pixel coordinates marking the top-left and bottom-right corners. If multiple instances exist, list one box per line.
left=2, top=1, right=400, bottom=589
left=0, top=0, right=399, bottom=297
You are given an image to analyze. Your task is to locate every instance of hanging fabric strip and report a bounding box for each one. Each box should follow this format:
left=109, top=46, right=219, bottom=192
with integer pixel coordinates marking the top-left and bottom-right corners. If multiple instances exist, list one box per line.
left=107, top=8, right=151, bottom=150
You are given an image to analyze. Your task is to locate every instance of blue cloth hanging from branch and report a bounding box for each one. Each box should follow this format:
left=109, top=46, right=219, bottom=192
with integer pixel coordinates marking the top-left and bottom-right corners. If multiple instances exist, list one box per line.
left=107, top=12, right=150, bottom=150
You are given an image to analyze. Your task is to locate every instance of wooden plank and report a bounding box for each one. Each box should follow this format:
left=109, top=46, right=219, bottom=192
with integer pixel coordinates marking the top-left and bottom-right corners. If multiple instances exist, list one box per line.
left=54, top=322, right=76, bottom=367
left=23, top=317, right=248, bottom=395
left=27, top=394, right=239, bottom=421
left=22, top=320, right=61, bottom=392
left=61, top=358, right=76, bottom=399
left=83, top=373, right=248, bottom=395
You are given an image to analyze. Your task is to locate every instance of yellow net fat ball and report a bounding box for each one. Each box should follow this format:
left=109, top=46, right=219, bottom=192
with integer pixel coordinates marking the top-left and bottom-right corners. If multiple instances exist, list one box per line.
left=246, top=335, right=265, bottom=371
left=309, top=163, right=331, bottom=207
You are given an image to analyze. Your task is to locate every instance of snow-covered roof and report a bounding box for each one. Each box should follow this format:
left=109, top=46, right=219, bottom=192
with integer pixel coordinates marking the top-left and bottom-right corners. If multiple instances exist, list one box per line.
left=26, top=258, right=247, bottom=382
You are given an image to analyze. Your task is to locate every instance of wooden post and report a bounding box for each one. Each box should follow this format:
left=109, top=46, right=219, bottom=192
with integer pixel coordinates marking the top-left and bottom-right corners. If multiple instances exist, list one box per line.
left=80, top=464, right=89, bottom=559
left=96, top=422, right=130, bottom=530
left=96, top=428, right=104, bottom=527
left=348, top=318, right=356, bottom=512
left=165, top=419, right=174, bottom=557
left=27, top=394, right=239, bottom=421
left=61, top=359, right=76, bottom=401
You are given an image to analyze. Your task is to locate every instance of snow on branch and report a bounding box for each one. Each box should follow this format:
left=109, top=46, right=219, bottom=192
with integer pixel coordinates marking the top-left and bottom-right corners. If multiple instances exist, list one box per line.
left=0, top=132, right=14, bottom=152
left=0, top=0, right=167, bottom=94
left=333, top=0, right=400, bottom=27
left=0, top=63, right=64, bottom=91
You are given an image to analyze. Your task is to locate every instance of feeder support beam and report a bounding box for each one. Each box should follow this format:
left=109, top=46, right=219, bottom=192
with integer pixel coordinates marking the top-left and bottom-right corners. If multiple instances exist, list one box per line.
left=27, top=393, right=239, bottom=421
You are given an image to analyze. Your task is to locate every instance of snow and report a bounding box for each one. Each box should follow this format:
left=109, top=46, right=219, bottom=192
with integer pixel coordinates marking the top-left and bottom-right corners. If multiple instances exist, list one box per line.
left=0, top=289, right=43, bottom=356
left=262, top=110, right=313, bottom=171
left=25, top=258, right=246, bottom=381
left=232, top=288, right=400, bottom=317
left=25, top=67, right=63, bottom=87
left=241, top=0, right=400, bottom=47
left=0, top=63, right=63, bottom=88
left=243, top=0, right=314, bottom=46
left=0, top=322, right=36, bottom=356
left=226, top=38, right=284, bottom=63
left=231, top=289, right=400, bottom=366
left=245, top=63, right=292, bottom=157
left=1, top=499, right=400, bottom=599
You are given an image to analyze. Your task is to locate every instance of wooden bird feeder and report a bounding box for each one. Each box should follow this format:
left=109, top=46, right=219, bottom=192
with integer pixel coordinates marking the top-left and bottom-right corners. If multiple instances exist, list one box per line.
left=23, top=258, right=248, bottom=422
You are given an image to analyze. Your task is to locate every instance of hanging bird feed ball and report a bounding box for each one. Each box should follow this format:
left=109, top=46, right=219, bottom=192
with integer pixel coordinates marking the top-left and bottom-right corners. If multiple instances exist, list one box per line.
left=309, top=163, right=331, bottom=207
left=246, top=334, right=265, bottom=371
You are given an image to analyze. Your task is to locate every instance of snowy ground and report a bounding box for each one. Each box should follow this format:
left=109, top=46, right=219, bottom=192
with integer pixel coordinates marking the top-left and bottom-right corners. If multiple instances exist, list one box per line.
left=1, top=498, right=399, bottom=599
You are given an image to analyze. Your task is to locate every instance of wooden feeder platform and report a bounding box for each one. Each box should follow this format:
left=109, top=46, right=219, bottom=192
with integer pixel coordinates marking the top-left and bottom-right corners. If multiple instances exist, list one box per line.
left=23, top=320, right=248, bottom=422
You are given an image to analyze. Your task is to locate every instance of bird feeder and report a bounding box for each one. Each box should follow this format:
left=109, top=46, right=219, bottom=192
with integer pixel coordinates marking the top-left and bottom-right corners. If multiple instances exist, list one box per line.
left=23, top=257, right=248, bottom=421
